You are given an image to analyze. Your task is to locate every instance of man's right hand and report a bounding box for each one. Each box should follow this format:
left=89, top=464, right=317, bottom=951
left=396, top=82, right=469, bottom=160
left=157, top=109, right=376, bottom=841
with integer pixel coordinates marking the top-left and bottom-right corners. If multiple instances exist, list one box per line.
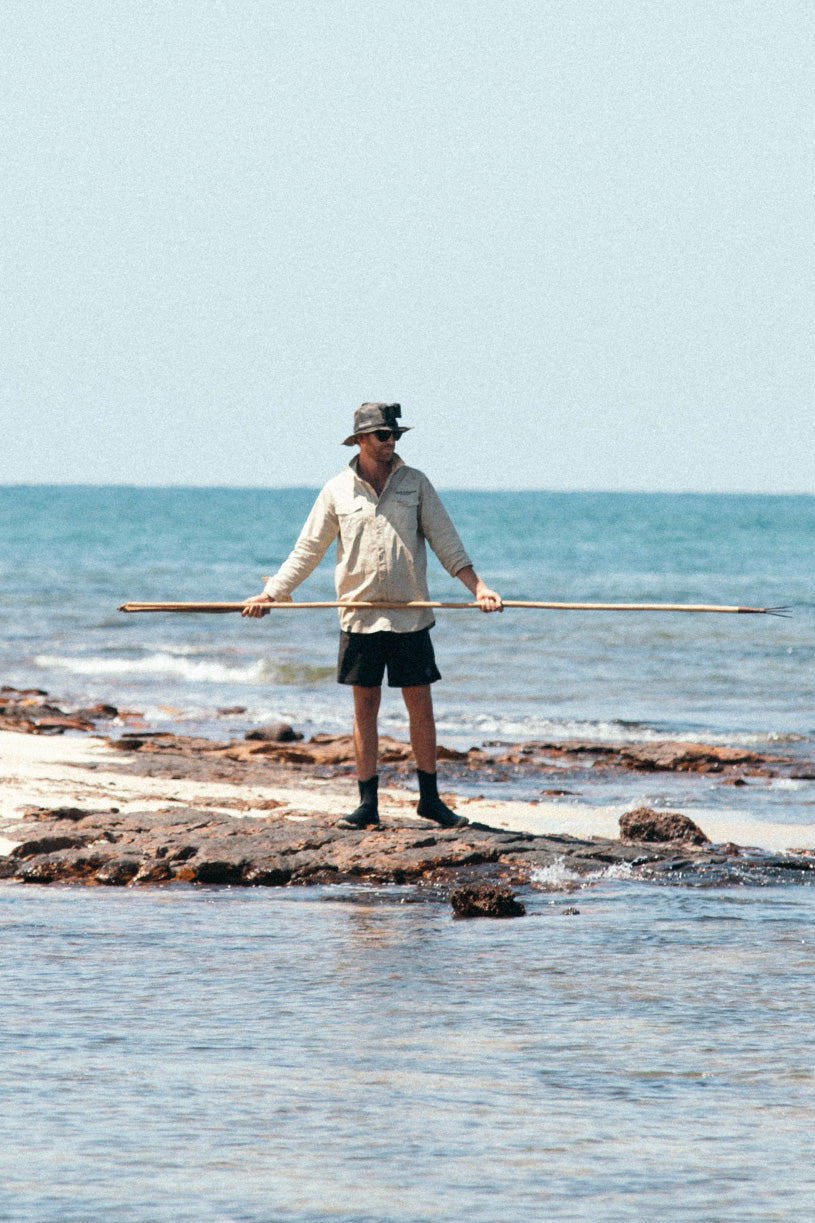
left=241, top=593, right=274, bottom=618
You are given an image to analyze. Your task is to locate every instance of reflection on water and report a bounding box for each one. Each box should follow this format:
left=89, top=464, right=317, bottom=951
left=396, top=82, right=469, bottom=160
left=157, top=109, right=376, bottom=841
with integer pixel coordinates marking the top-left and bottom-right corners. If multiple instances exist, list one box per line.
left=2, top=881, right=814, bottom=1222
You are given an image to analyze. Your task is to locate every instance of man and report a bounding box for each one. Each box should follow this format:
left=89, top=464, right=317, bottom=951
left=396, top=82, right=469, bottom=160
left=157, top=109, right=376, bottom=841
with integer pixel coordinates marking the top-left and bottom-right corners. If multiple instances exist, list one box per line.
left=242, top=402, right=502, bottom=830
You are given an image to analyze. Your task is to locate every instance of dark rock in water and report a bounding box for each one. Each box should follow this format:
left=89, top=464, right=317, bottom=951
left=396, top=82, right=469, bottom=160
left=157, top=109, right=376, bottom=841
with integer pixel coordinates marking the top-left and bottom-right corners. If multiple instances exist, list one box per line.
left=451, top=884, right=526, bottom=919
left=134, top=858, right=175, bottom=884
left=244, top=723, right=303, bottom=743
left=0, top=687, right=99, bottom=734
left=76, top=704, right=119, bottom=720
left=616, top=742, right=762, bottom=773
left=562, top=906, right=581, bottom=915
left=95, top=857, right=141, bottom=885
left=186, top=857, right=248, bottom=885
left=619, top=807, right=709, bottom=845
left=493, top=738, right=776, bottom=776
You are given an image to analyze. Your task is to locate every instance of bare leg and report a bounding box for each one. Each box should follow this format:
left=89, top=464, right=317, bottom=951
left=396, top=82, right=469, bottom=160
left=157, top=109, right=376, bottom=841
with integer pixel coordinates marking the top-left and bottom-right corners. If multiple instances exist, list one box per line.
left=402, top=683, right=467, bottom=828
left=401, top=684, right=436, bottom=772
left=353, top=685, right=382, bottom=781
left=337, top=686, right=383, bottom=829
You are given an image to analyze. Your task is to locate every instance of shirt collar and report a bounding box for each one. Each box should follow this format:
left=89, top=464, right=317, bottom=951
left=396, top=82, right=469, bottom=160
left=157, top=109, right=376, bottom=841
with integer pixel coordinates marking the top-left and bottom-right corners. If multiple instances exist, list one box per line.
left=349, top=453, right=404, bottom=479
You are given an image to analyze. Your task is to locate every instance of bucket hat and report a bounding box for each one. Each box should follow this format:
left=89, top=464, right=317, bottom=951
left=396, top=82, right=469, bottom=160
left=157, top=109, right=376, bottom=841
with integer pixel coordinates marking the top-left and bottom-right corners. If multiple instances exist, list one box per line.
left=342, top=402, right=412, bottom=446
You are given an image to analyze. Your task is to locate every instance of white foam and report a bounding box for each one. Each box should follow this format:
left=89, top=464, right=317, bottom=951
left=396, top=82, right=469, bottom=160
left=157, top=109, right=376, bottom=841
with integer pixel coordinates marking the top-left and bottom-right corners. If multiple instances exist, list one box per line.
left=433, top=711, right=802, bottom=749
left=531, top=856, right=635, bottom=889
left=33, top=653, right=277, bottom=686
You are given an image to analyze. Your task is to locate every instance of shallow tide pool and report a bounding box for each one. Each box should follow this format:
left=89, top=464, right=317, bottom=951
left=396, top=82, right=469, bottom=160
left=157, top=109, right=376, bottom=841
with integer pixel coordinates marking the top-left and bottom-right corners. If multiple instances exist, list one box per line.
left=2, top=880, right=814, bottom=1222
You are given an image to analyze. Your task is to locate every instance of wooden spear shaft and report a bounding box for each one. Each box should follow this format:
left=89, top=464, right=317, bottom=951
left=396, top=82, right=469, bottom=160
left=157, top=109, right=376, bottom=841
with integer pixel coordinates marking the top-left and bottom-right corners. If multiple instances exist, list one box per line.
left=118, top=600, right=788, bottom=615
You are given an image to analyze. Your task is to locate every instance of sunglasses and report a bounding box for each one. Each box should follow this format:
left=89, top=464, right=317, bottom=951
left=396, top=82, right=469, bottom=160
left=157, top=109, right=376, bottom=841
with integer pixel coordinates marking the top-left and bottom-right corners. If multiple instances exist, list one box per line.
left=372, top=429, right=401, bottom=442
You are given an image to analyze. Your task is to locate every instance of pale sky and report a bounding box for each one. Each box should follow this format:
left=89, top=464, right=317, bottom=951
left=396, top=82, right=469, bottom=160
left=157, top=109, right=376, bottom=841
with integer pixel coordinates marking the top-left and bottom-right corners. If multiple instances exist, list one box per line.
left=3, top=0, right=813, bottom=492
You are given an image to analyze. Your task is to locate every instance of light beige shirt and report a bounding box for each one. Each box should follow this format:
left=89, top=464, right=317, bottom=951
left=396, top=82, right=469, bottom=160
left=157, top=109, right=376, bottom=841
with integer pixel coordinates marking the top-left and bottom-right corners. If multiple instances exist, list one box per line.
left=263, top=455, right=472, bottom=633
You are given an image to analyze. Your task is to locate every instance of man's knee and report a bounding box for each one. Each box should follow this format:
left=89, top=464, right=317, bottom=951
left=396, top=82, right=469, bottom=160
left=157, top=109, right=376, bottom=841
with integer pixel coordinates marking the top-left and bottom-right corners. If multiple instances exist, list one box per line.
left=401, top=684, right=433, bottom=715
left=353, top=685, right=382, bottom=717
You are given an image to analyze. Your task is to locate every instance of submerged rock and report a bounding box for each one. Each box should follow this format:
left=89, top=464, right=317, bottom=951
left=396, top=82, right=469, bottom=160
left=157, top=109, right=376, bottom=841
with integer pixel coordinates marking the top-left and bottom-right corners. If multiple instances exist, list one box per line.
left=0, top=687, right=111, bottom=734
left=450, top=884, right=526, bottom=919
left=244, top=723, right=303, bottom=743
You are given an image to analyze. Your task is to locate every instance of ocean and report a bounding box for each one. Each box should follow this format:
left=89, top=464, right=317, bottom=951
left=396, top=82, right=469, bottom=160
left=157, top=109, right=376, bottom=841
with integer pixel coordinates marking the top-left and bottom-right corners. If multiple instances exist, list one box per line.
left=2, top=881, right=815, bottom=1222
left=2, top=485, right=813, bottom=836
left=2, top=486, right=812, bottom=741
left=1, top=485, right=814, bottom=1221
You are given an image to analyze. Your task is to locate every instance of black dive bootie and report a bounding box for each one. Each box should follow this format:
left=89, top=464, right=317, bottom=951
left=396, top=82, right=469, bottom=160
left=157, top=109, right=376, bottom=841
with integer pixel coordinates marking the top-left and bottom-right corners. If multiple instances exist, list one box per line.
left=416, top=769, right=468, bottom=828
left=337, top=776, right=380, bottom=829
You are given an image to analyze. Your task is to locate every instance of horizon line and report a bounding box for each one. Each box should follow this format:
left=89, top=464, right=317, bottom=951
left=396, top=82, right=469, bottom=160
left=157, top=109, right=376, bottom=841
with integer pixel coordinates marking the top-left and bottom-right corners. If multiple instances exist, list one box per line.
left=0, top=481, right=813, bottom=498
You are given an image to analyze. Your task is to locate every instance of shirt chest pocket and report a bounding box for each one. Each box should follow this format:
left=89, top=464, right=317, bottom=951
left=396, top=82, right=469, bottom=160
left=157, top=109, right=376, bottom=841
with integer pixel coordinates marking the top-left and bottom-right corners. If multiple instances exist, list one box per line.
left=337, top=504, right=367, bottom=542
left=389, top=492, right=420, bottom=538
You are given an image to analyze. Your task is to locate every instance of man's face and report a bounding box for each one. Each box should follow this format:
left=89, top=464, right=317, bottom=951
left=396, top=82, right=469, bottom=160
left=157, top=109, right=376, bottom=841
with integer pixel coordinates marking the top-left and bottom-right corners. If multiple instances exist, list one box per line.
left=357, top=429, right=398, bottom=464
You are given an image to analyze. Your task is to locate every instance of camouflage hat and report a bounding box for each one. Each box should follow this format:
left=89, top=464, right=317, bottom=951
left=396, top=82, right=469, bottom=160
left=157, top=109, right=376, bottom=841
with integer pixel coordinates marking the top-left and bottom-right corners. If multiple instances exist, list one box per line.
left=342, top=402, right=412, bottom=446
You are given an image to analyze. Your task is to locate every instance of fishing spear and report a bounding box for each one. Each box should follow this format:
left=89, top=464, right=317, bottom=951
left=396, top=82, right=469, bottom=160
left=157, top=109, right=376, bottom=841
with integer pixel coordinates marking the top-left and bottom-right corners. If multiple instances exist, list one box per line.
left=118, top=600, right=790, bottom=615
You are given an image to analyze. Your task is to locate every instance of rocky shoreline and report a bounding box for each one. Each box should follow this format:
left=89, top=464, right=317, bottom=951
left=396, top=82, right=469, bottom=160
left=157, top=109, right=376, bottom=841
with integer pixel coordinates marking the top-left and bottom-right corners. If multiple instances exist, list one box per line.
left=7, top=795, right=815, bottom=893
left=2, top=685, right=814, bottom=894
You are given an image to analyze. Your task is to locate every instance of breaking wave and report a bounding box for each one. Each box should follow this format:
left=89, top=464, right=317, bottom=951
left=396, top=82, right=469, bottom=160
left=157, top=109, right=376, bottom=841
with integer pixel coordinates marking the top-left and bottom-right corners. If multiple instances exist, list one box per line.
left=31, top=652, right=332, bottom=687
left=433, top=710, right=807, bottom=749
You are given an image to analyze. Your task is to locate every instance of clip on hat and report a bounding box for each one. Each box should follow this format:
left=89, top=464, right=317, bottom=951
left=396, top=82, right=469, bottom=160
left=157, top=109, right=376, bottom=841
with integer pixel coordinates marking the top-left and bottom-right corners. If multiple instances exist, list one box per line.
left=342, top=402, right=413, bottom=446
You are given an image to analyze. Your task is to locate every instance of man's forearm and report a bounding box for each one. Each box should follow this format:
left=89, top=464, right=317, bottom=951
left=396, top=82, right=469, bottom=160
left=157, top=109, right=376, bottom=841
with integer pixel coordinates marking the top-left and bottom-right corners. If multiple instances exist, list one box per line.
left=455, top=565, right=481, bottom=597
left=455, top=565, right=503, bottom=611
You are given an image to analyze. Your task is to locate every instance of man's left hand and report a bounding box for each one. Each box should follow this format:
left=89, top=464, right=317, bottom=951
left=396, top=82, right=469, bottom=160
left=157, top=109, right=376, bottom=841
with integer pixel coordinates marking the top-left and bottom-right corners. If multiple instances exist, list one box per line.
left=475, top=582, right=503, bottom=613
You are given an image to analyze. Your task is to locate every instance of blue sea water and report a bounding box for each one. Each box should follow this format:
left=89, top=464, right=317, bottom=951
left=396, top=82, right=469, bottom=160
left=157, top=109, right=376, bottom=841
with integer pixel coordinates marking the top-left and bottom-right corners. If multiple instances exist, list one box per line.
left=1, top=485, right=812, bottom=745
left=1, top=485, right=814, bottom=1220
left=2, top=880, right=815, bottom=1222
left=1, top=485, right=812, bottom=835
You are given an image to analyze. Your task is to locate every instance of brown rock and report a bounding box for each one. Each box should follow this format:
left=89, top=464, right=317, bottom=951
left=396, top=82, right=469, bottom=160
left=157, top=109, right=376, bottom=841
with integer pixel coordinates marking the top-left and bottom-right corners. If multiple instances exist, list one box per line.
left=618, top=742, right=762, bottom=773
left=436, top=745, right=470, bottom=761
left=134, top=859, right=175, bottom=883
left=95, top=857, right=141, bottom=885
left=489, top=738, right=775, bottom=776
left=24, top=806, right=101, bottom=822
left=451, top=884, right=526, bottom=919
left=244, top=723, right=303, bottom=743
left=619, top=807, right=709, bottom=845
left=76, top=704, right=119, bottom=720
left=0, top=716, right=36, bottom=733
left=242, top=863, right=293, bottom=886
left=11, top=834, right=91, bottom=858
left=0, top=688, right=101, bottom=734
left=17, top=848, right=114, bottom=884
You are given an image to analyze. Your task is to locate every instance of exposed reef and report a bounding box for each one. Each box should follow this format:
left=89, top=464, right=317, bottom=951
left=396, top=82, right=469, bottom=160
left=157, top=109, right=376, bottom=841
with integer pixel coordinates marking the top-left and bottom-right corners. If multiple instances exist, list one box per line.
left=2, top=687, right=814, bottom=893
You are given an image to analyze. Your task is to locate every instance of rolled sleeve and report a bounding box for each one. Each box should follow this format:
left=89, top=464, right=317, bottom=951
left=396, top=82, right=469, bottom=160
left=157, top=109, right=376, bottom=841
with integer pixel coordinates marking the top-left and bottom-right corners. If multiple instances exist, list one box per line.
left=418, top=477, right=472, bottom=577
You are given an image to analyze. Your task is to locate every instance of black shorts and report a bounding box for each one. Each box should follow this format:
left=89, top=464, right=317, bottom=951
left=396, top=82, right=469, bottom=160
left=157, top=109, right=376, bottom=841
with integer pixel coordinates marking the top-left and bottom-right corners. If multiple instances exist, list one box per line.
left=337, top=628, right=442, bottom=688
